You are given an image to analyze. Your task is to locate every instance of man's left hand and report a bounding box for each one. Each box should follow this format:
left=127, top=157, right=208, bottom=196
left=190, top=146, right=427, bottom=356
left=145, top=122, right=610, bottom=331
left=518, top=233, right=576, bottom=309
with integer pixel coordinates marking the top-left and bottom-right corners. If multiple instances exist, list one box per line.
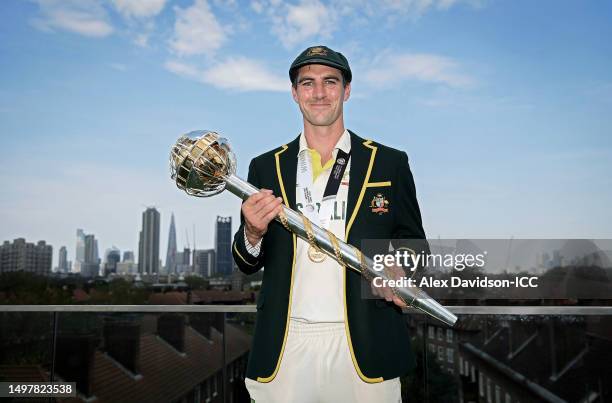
left=370, top=264, right=408, bottom=308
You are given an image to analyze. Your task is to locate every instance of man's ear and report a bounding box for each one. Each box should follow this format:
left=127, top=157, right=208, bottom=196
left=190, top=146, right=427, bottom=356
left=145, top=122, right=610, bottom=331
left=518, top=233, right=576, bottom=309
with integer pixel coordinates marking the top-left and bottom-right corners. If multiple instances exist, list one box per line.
left=343, top=82, right=351, bottom=102
left=291, top=85, right=299, bottom=103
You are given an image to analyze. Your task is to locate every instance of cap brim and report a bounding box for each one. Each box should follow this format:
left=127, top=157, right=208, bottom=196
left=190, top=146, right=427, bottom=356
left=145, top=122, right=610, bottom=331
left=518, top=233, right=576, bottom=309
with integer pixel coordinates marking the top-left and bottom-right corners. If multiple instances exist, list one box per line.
left=290, top=58, right=349, bottom=78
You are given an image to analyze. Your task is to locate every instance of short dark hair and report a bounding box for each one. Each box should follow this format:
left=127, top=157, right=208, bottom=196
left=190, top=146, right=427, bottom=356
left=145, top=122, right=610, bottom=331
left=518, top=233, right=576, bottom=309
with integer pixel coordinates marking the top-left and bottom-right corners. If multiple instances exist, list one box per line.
left=291, top=69, right=348, bottom=89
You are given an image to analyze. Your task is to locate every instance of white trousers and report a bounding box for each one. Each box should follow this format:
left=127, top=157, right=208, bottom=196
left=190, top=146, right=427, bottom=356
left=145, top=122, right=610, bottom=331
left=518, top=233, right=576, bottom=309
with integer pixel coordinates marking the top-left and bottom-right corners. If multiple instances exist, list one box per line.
left=245, top=319, right=401, bottom=403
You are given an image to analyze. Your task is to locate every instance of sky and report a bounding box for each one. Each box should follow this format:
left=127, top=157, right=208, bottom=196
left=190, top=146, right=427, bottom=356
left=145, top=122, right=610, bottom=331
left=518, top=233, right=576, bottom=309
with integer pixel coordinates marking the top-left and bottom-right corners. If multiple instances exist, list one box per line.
left=1, top=0, right=611, bottom=267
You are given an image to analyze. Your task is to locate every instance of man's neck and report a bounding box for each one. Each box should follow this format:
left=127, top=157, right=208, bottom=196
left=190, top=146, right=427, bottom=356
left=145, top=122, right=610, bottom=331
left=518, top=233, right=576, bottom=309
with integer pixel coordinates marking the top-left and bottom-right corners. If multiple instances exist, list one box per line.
left=303, top=122, right=345, bottom=165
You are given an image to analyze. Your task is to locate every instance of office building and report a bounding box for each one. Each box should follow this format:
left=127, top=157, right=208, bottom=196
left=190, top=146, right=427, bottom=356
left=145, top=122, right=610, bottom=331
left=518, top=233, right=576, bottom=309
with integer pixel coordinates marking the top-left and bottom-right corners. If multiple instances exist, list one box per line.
left=165, top=213, right=178, bottom=275
left=81, top=234, right=100, bottom=277
left=58, top=246, right=69, bottom=273
left=104, top=247, right=121, bottom=276
left=74, top=229, right=85, bottom=273
left=138, top=207, right=160, bottom=275
left=0, top=238, right=52, bottom=275
left=194, top=249, right=215, bottom=277
left=215, top=216, right=232, bottom=276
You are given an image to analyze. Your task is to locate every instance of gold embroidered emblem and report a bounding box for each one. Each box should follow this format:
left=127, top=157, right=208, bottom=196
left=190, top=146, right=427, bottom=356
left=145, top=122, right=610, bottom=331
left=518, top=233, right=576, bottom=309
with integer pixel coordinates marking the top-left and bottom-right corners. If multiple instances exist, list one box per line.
left=307, top=47, right=328, bottom=56
left=370, top=193, right=389, bottom=214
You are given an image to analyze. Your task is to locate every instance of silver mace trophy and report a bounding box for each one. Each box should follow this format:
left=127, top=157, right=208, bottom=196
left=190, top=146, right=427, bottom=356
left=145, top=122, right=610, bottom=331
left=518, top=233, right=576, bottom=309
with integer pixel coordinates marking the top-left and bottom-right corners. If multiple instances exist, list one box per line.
left=170, top=130, right=457, bottom=326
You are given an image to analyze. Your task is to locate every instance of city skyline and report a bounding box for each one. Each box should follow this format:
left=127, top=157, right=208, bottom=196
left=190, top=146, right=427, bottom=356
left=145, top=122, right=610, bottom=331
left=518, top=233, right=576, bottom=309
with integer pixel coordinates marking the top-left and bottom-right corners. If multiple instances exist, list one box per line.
left=31, top=207, right=229, bottom=274
left=1, top=1, right=611, bottom=263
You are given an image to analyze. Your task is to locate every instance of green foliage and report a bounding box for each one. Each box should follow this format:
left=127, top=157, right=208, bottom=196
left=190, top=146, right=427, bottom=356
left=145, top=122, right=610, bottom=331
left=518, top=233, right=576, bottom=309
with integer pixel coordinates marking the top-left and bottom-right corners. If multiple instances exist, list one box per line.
left=184, top=275, right=208, bottom=290
left=0, top=272, right=72, bottom=304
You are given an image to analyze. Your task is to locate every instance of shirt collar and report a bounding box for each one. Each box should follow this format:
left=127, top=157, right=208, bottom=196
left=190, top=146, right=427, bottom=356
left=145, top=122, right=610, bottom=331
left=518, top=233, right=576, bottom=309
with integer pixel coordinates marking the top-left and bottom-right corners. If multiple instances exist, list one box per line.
left=298, top=129, right=351, bottom=155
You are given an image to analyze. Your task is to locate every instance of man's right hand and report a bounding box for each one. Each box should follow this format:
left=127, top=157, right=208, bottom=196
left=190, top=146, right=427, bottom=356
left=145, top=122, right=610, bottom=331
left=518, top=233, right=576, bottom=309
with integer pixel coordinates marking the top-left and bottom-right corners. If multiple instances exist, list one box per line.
left=242, top=189, right=284, bottom=247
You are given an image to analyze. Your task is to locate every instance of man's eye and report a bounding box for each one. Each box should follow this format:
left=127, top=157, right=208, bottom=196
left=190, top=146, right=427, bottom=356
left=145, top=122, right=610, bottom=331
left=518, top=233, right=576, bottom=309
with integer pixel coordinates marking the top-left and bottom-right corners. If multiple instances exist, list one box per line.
left=325, top=80, right=337, bottom=85
left=301, top=81, right=313, bottom=87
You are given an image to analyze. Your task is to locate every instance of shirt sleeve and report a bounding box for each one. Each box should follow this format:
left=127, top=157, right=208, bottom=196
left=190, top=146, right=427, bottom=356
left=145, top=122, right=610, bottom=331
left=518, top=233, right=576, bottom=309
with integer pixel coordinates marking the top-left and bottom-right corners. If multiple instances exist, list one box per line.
left=244, top=227, right=262, bottom=257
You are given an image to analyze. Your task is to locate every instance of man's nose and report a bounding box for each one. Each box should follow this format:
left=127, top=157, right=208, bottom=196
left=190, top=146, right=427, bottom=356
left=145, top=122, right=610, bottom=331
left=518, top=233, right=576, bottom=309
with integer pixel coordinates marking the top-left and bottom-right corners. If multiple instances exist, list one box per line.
left=312, top=81, right=326, bottom=99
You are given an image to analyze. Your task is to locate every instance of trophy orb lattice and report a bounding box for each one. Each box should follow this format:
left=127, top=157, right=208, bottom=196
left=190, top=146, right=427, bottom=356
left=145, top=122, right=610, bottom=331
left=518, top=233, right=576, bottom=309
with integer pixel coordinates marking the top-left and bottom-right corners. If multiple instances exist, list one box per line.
left=170, top=130, right=237, bottom=197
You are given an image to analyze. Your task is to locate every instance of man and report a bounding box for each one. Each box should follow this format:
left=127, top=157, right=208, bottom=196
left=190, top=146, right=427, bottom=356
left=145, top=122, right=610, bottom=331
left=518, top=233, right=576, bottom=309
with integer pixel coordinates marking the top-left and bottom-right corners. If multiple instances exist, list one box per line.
left=232, top=45, right=426, bottom=403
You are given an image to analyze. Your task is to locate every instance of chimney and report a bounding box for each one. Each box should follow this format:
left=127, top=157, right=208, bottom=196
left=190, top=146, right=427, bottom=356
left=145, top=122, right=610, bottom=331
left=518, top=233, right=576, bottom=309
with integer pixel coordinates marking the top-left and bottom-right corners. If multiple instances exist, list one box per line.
left=103, top=318, right=141, bottom=374
left=55, top=333, right=96, bottom=397
left=157, top=313, right=186, bottom=352
left=212, top=312, right=224, bottom=335
left=189, top=313, right=213, bottom=339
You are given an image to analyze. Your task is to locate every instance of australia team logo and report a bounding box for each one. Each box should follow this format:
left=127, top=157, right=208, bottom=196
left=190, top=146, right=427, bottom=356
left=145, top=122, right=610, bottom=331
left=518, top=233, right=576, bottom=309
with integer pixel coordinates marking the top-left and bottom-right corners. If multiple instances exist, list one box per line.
left=370, top=193, right=389, bottom=214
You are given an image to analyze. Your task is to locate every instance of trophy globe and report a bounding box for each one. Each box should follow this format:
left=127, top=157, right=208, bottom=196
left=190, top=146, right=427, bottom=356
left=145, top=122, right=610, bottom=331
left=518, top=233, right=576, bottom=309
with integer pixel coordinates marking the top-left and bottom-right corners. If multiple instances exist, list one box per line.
left=170, top=130, right=237, bottom=197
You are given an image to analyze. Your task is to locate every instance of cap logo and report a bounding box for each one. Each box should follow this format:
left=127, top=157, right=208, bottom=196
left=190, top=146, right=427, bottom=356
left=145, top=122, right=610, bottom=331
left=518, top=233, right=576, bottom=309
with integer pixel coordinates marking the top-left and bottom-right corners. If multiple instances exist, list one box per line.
left=307, top=47, right=328, bottom=57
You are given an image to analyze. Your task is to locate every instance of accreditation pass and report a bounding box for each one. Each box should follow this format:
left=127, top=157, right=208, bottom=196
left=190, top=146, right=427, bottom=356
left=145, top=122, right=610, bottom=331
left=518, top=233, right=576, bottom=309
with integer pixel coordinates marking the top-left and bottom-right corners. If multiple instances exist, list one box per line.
left=0, top=382, right=76, bottom=397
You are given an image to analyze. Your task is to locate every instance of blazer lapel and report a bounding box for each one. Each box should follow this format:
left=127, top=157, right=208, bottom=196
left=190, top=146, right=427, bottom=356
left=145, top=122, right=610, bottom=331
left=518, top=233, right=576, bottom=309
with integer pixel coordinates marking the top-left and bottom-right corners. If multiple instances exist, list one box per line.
left=345, top=130, right=376, bottom=242
left=275, top=135, right=300, bottom=210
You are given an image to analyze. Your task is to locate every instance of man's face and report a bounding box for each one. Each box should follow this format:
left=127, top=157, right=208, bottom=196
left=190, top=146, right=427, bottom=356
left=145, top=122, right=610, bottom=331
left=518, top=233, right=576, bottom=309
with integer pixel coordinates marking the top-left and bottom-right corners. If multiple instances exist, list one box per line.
left=291, top=64, right=351, bottom=128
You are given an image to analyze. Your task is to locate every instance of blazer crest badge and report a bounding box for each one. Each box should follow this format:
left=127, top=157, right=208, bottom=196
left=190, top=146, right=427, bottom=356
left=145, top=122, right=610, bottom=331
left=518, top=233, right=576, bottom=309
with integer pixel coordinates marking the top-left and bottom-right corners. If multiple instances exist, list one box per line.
left=370, top=193, right=389, bottom=214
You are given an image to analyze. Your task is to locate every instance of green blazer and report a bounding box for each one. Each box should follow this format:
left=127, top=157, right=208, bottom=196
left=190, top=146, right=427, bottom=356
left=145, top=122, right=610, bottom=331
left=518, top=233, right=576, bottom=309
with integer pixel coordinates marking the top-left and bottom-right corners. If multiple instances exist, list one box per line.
left=232, top=130, right=426, bottom=383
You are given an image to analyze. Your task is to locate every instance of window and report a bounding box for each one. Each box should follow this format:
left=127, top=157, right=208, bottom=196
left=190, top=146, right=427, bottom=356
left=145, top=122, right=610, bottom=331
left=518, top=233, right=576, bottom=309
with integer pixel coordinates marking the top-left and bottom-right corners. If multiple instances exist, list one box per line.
left=447, top=348, right=454, bottom=364
left=505, top=392, right=511, bottom=403
left=487, top=378, right=492, bottom=403
left=437, top=346, right=444, bottom=361
left=495, top=385, right=501, bottom=403
left=464, top=359, right=469, bottom=376
left=471, top=365, right=476, bottom=383
left=479, top=372, right=484, bottom=396
left=438, top=327, right=444, bottom=341
left=459, top=356, right=464, bottom=376
left=446, top=328, right=453, bottom=342
left=213, top=373, right=219, bottom=397
left=428, top=326, right=435, bottom=339
left=205, top=378, right=211, bottom=402
left=429, top=343, right=436, bottom=353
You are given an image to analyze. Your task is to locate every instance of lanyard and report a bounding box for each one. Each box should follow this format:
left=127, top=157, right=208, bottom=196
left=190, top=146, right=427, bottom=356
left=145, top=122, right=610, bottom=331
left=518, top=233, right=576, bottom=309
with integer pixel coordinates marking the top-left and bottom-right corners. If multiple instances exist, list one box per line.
left=297, top=148, right=350, bottom=229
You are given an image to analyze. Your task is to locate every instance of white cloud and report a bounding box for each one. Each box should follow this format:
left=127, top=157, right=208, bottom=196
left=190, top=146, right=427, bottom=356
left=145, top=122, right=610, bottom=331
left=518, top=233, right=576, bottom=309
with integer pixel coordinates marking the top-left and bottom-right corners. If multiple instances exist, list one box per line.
left=259, top=0, right=478, bottom=49
left=251, top=0, right=264, bottom=13
left=165, top=58, right=288, bottom=92
left=169, top=0, right=227, bottom=57
left=109, top=63, right=127, bottom=71
left=29, top=0, right=113, bottom=37
left=363, top=51, right=474, bottom=88
left=112, top=0, right=168, bottom=19
left=134, top=32, right=149, bottom=47
left=334, top=0, right=481, bottom=22
left=436, top=0, right=458, bottom=10
left=267, top=0, right=338, bottom=49
left=165, top=60, right=202, bottom=78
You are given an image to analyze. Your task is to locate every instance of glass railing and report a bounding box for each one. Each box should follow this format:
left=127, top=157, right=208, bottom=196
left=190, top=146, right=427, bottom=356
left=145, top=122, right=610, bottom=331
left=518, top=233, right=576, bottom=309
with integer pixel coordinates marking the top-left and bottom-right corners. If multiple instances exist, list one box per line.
left=1, top=306, right=611, bottom=403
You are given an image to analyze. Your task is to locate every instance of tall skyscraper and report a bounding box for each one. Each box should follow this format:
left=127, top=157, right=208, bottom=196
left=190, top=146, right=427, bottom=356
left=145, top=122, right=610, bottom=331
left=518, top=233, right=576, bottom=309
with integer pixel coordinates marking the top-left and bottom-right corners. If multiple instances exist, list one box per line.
left=138, top=207, right=160, bottom=275
left=58, top=246, right=68, bottom=272
left=165, top=213, right=177, bottom=275
left=123, top=250, right=134, bottom=262
left=193, top=249, right=215, bottom=277
left=0, top=238, right=52, bottom=275
left=93, top=239, right=99, bottom=266
left=176, top=247, right=191, bottom=274
left=104, top=247, right=121, bottom=276
left=215, top=216, right=232, bottom=276
left=74, top=229, right=85, bottom=273
left=81, top=234, right=100, bottom=277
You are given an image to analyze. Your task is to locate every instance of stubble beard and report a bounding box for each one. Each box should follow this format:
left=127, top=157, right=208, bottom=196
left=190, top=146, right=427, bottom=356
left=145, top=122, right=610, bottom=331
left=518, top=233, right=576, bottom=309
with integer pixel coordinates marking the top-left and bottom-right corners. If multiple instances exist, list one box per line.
left=301, top=104, right=342, bottom=128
